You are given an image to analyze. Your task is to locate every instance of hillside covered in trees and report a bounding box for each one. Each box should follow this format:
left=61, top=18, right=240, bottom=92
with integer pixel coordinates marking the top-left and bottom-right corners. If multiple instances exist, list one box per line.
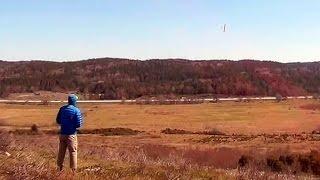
left=0, top=58, right=319, bottom=99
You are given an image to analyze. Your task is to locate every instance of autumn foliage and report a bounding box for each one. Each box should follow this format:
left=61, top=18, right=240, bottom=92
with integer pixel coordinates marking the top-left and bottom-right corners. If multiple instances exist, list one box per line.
left=0, top=58, right=319, bottom=99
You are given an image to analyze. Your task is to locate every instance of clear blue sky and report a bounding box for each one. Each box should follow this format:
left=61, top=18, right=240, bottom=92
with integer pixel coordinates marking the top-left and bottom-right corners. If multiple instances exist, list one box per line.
left=1, top=0, right=320, bottom=62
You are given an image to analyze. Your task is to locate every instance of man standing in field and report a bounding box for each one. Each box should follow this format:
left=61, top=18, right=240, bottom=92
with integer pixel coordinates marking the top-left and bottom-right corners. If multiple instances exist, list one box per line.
left=56, top=94, right=83, bottom=172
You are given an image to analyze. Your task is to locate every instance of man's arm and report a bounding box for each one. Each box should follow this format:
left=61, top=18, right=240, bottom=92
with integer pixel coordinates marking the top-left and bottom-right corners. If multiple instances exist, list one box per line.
left=56, top=108, right=62, bottom=125
left=74, top=109, right=83, bottom=128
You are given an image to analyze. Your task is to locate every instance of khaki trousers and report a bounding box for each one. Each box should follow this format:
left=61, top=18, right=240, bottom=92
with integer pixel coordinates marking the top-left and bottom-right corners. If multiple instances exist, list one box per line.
left=57, top=135, right=77, bottom=170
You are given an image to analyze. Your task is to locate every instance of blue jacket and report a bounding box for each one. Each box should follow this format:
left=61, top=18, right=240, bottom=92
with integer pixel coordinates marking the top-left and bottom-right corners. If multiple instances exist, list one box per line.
left=56, top=95, right=83, bottom=135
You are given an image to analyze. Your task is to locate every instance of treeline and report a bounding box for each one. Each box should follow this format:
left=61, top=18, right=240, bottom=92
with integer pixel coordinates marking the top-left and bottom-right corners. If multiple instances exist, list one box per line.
left=0, top=58, right=319, bottom=99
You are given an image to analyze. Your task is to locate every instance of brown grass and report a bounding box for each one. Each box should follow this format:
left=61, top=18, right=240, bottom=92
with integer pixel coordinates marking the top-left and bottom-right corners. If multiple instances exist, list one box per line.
left=300, top=103, right=320, bottom=111
left=0, top=134, right=234, bottom=179
left=0, top=130, right=12, bottom=152
left=0, top=99, right=319, bottom=134
left=198, top=133, right=320, bottom=144
left=1, top=99, right=320, bottom=179
left=2, top=133, right=318, bottom=179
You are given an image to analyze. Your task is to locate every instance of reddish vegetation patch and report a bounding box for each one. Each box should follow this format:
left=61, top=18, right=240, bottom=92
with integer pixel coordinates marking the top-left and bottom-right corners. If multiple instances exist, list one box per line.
left=79, top=128, right=142, bottom=136
left=300, top=104, right=320, bottom=111
left=0, top=130, right=12, bottom=151
left=138, top=144, right=241, bottom=168
left=161, top=128, right=225, bottom=135
left=199, top=133, right=320, bottom=144
left=196, top=129, right=226, bottom=135
left=161, top=128, right=193, bottom=134
left=139, top=144, right=177, bottom=160
left=145, top=110, right=175, bottom=115
left=239, top=150, right=320, bottom=176
left=182, top=147, right=241, bottom=168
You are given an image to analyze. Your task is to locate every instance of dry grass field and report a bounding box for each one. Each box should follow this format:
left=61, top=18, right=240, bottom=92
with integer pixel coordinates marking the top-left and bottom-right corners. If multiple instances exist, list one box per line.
left=1, top=99, right=320, bottom=179
left=0, top=100, right=320, bottom=133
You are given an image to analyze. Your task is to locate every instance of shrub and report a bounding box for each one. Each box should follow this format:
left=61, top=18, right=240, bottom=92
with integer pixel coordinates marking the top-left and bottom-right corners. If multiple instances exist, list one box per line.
left=267, top=157, right=283, bottom=172
left=311, top=159, right=320, bottom=175
left=238, top=155, right=251, bottom=168
left=200, top=128, right=226, bottom=135
left=277, top=154, right=296, bottom=169
left=161, top=128, right=193, bottom=135
left=161, top=128, right=226, bottom=136
left=31, top=124, right=39, bottom=133
left=310, top=151, right=320, bottom=175
left=9, top=125, right=41, bottom=135
left=78, top=128, right=141, bottom=136
left=236, top=151, right=320, bottom=175
left=298, top=155, right=311, bottom=173
left=284, top=155, right=295, bottom=166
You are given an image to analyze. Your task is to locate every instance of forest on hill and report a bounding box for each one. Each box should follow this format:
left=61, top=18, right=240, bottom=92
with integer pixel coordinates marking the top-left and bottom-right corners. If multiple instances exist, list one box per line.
left=0, top=58, right=319, bottom=99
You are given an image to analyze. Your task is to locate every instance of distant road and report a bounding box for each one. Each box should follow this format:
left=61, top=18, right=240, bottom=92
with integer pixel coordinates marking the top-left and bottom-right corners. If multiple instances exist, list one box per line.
left=0, top=96, right=314, bottom=104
